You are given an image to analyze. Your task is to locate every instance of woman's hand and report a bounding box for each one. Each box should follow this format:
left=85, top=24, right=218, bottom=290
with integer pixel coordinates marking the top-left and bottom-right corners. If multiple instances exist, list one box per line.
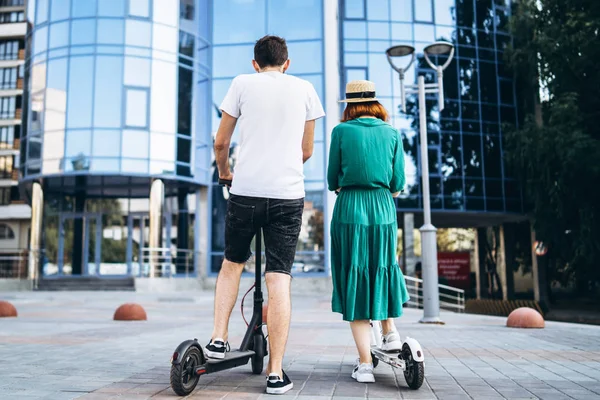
left=335, top=187, right=342, bottom=193
left=392, top=191, right=401, bottom=198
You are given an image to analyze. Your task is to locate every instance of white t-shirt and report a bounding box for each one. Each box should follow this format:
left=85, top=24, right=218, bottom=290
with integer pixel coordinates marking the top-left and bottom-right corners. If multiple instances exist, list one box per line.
left=220, top=72, right=325, bottom=199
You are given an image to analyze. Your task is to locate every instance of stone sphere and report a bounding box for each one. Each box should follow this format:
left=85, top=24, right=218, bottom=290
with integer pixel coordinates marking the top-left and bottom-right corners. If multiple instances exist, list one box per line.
left=113, top=303, right=147, bottom=321
left=507, top=307, right=544, bottom=328
left=0, top=301, right=17, bottom=318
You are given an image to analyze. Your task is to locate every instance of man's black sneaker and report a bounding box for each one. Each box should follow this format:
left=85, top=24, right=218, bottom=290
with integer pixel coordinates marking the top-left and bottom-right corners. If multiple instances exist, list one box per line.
left=266, top=370, right=293, bottom=395
left=204, top=338, right=230, bottom=359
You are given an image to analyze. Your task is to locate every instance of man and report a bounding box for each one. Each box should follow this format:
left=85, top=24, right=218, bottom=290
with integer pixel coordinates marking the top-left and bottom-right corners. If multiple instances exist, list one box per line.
left=207, top=35, right=325, bottom=395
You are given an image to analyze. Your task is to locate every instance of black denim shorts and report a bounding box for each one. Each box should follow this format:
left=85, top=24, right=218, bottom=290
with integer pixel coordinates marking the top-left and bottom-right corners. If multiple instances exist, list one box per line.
left=224, top=194, right=304, bottom=275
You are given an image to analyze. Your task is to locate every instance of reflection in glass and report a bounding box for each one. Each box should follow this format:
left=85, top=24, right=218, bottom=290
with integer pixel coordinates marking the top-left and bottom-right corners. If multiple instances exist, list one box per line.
left=122, top=129, right=149, bottom=159
left=124, top=56, right=150, bottom=86
left=213, top=0, right=265, bottom=45
left=150, top=133, right=175, bottom=162
left=94, top=56, right=123, bottom=128
left=415, top=0, right=433, bottom=22
left=153, top=0, right=178, bottom=26
left=42, top=131, right=64, bottom=161
left=91, top=158, right=120, bottom=172
left=345, top=0, right=364, bottom=19
left=65, top=129, right=91, bottom=157
left=122, top=159, right=148, bottom=174
left=67, top=56, right=93, bottom=128
left=98, top=0, right=125, bottom=17
left=178, top=67, right=192, bottom=136
left=126, top=20, right=151, bottom=48
left=93, top=130, right=121, bottom=157
left=49, top=21, right=69, bottom=49
left=34, top=26, right=48, bottom=55
left=97, top=20, right=124, bottom=45
left=45, top=59, right=67, bottom=132
left=267, top=0, right=322, bottom=41
left=36, top=0, right=48, bottom=24
left=72, top=0, right=97, bottom=18
left=484, top=134, right=502, bottom=177
left=462, top=135, right=482, bottom=178
left=129, top=0, right=149, bottom=18
left=150, top=60, right=177, bottom=133
left=71, top=19, right=96, bottom=46
left=390, top=0, right=412, bottom=22
left=51, top=0, right=70, bottom=21
left=435, top=0, right=455, bottom=25
left=125, top=88, right=148, bottom=128
left=153, top=24, right=177, bottom=53
left=414, top=23, right=435, bottom=43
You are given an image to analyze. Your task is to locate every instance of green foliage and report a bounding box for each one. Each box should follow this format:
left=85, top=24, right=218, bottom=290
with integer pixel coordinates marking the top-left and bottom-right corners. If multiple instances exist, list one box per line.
left=505, top=0, right=600, bottom=292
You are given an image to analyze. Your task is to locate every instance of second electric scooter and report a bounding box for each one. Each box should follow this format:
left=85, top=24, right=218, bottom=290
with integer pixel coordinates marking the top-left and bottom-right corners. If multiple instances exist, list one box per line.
left=170, top=179, right=267, bottom=396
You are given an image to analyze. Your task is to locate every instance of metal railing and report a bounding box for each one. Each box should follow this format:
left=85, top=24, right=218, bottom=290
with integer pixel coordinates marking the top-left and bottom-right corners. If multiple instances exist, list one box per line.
left=404, top=276, right=465, bottom=313
left=137, top=248, right=196, bottom=278
left=0, top=250, right=43, bottom=284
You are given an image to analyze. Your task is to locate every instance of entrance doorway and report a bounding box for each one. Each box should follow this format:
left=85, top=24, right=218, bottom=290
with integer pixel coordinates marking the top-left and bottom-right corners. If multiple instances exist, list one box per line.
left=57, top=213, right=101, bottom=276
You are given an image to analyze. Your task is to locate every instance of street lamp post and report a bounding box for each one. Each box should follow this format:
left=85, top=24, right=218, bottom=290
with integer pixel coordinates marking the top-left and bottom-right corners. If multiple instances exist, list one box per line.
left=386, top=42, right=455, bottom=324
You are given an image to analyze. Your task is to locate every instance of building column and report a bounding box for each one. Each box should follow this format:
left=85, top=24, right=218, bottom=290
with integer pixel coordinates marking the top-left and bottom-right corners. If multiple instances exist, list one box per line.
left=403, top=213, right=416, bottom=276
left=475, top=227, right=487, bottom=299
left=28, top=182, right=43, bottom=281
left=149, top=179, right=164, bottom=278
left=503, top=223, right=516, bottom=300
left=195, top=187, right=209, bottom=280
left=497, top=225, right=508, bottom=301
left=530, top=223, right=549, bottom=308
left=176, top=189, right=189, bottom=275
left=323, top=0, right=340, bottom=275
left=71, top=180, right=86, bottom=275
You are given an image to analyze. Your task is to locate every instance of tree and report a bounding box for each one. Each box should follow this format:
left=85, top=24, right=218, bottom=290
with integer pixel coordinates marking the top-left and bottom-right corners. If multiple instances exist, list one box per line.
left=505, top=0, right=600, bottom=294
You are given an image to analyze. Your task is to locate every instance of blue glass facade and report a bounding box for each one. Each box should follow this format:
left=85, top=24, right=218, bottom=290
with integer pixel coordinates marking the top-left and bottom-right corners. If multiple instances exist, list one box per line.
left=340, top=0, right=522, bottom=214
left=22, top=0, right=211, bottom=184
left=19, top=0, right=522, bottom=279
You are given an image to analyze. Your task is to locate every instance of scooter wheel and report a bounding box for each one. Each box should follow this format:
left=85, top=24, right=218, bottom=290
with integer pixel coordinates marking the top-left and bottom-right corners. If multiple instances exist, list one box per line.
left=371, top=352, right=379, bottom=368
left=170, top=346, right=202, bottom=396
left=251, top=334, right=265, bottom=375
left=402, top=343, right=424, bottom=390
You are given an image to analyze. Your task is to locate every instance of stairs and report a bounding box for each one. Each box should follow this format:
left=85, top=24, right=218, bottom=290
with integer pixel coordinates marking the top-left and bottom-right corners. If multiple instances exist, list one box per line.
left=36, top=276, right=136, bottom=291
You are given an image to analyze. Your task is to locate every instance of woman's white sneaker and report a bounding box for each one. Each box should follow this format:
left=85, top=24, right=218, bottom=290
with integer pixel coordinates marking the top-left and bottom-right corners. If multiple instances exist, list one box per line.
left=352, top=363, right=375, bottom=383
left=381, top=331, right=402, bottom=352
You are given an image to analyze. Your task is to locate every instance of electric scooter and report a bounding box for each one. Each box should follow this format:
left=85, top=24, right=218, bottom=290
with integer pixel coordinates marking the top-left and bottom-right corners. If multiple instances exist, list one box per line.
left=170, top=179, right=268, bottom=396
left=369, top=321, right=425, bottom=389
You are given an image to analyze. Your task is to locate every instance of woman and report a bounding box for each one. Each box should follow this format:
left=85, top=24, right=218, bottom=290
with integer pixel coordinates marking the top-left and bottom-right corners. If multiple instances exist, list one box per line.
left=327, top=80, right=410, bottom=383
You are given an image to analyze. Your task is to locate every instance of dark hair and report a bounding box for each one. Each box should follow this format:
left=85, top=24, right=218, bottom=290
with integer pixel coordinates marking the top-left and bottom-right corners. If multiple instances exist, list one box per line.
left=342, top=101, right=389, bottom=122
left=254, top=35, right=288, bottom=68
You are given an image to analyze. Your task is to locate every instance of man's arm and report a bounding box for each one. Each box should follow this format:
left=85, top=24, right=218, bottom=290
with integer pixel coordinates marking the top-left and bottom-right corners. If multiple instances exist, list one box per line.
left=214, top=111, right=238, bottom=179
left=302, top=119, right=315, bottom=163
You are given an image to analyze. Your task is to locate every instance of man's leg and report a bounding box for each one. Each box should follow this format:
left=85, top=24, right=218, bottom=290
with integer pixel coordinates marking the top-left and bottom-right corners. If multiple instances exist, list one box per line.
left=265, top=272, right=292, bottom=377
left=211, top=258, right=245, bottom=341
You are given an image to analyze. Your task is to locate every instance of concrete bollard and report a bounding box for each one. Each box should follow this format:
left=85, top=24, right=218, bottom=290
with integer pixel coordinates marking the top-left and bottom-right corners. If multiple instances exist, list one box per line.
left=114, top=303, right=147, bottom=321
left=0, top=301, right=17, bottom=318
left=507, top=307, right=544, bottom=328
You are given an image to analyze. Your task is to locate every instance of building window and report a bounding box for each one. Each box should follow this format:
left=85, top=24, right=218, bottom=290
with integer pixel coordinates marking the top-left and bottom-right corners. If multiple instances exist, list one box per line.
left=125, top=88, right=149, bottom=128
left=0, top=155, right=14, bottom=179
left=0, top=188, right=9, bottom=205
left=0, top=126, right=14, bottom=149
left=0, top=223, right=15, bottom=239
left=0, top=0, right=25, bottom=7
left=128, top=0, right=150, bottom=18
left=0, top=40, right=21, bottom=61
left=180, top=0, right=194, bottom=21
left=0, top=67, right=18, bottom=90
left=0, top=11, right=25, bottom=23
left=0, top=97, right=16, bottom=119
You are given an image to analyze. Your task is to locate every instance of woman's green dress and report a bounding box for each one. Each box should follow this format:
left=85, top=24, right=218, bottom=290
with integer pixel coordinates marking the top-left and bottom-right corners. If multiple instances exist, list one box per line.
left=327, top=117, right=410, bottom=322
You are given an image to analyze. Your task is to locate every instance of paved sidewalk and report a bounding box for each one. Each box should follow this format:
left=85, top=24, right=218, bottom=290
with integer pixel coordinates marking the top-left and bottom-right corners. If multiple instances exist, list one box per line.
left=1, top=290, right=599, bottom=400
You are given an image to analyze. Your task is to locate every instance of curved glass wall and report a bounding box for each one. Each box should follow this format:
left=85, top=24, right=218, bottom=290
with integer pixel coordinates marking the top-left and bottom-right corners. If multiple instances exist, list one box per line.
left=340, top=0, right=522, bottom=214
left=209, top=0, right=327, bottom=274
left=22, top=0, right=211, bottom=185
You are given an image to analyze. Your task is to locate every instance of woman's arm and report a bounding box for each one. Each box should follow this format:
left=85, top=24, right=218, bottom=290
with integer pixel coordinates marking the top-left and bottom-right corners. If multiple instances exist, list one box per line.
left=327, top=127, right=341, bottom=192
left=390, top=133, right=406, bottom=194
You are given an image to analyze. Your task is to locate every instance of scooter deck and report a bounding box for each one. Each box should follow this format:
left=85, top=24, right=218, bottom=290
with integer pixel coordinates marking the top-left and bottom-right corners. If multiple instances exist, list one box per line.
left=197, top=350, right=255, bottom=375
left=371, top=347, right=406, bottom=370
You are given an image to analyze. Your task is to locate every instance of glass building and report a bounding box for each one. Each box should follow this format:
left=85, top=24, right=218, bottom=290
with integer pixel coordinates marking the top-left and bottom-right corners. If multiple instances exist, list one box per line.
left=17, top=0, right=522, bottom=283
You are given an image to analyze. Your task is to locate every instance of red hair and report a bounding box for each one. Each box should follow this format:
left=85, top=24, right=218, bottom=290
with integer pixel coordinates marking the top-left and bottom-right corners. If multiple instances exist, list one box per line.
left=342, top=101, right=389, bottom=122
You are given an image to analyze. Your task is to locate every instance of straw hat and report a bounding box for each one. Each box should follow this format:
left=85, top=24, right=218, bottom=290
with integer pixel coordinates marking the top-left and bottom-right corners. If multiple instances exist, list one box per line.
left=339, top=80, right=378, bottom=103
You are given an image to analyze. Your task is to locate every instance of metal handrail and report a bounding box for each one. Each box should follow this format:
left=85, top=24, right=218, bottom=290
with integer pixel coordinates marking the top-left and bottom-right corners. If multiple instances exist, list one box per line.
left=404, top=275, right=465, bottom=313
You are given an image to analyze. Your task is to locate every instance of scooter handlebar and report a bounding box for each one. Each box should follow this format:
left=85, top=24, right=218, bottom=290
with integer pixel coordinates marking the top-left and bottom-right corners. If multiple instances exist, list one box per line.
left=218, top=178, right=233, bottom=187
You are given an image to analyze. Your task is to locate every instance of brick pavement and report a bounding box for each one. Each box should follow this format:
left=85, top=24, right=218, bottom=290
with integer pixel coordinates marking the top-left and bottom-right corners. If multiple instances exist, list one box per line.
left=0, top=290, right=599, bottom=399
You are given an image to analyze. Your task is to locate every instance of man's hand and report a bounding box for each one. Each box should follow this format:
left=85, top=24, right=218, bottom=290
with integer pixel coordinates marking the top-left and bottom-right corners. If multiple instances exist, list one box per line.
left=219, top=172, right=234, bottom=186
left=214, top=112, right=238, bottom=180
